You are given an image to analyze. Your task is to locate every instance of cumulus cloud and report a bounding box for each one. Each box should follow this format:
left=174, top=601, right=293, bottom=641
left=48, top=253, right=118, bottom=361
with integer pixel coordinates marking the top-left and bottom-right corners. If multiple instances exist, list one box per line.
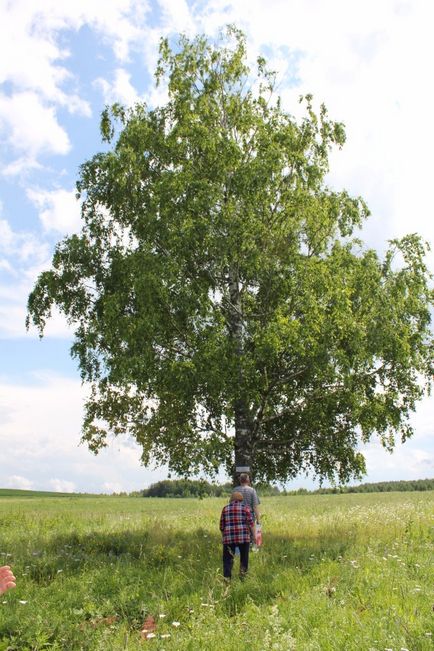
left=102, top=482, right=125, bottom=494
left=0, top=92, right=70, bottom=161
left=94, top=68, right=141, bottom=106
left=363, top=440, right=434, bottom=481
left=0, top=217, right=72, bottom=338
left=0, top=218, right=49, bottom=267
left=157, top=0, right=196, bottom=34
left=49, top=479, right=76, bottom=493
left=27, top=188, right=82, bottom=234
left=0, top=0, right=151, bottom=172
left=0, top=373, right=166, bottom=493
left=4, top=475, right=34, bottom=490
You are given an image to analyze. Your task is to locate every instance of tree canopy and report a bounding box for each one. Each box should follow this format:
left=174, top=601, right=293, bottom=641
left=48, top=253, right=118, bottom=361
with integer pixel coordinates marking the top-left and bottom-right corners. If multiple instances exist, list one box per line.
left=27, top=27, right=433, bottom=484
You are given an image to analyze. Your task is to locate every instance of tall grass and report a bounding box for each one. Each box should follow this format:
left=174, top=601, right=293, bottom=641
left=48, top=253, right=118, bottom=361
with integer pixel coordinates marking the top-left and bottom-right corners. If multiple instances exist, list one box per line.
left=0, top=492, right=433, bottom=650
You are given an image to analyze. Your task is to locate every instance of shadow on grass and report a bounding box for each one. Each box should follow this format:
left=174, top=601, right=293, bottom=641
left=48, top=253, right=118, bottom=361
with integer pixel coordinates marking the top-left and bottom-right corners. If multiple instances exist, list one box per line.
left=14, top=524, right=354, bottom=613
left=0, top=526, right=358, bottom=651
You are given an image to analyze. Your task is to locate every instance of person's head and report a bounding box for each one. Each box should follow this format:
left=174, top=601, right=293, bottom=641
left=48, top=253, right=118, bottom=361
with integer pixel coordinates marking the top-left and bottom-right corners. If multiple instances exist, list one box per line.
left=230, top=491, right=244, bottom=503
left=239, top=473, right=250, bottom=485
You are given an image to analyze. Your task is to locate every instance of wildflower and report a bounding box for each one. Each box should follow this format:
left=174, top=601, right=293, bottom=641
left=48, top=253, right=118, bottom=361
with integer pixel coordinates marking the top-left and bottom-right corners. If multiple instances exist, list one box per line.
left=172, top=621, right=180, bottom=627
left=161, top=634, right=171, bottom=639
left=159, top=613, right=166, bottom=618
left=145, top=632, right=156, bottom=639
left=19, top=600, right=28, bottom=605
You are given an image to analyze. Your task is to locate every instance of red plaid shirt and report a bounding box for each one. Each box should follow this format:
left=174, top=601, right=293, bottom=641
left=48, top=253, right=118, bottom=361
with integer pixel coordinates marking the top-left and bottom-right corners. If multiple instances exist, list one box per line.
left=219, top=501, right=254, bottom=544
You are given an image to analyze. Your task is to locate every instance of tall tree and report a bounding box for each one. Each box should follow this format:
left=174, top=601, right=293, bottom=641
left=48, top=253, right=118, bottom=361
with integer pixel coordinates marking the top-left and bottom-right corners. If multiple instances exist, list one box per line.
left=27, top=28, right=433, bottom=483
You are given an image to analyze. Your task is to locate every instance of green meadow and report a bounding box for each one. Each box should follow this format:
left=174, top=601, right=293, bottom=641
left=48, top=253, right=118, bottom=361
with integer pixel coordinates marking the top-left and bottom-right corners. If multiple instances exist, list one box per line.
left=0, top=492, right=433, bottom=650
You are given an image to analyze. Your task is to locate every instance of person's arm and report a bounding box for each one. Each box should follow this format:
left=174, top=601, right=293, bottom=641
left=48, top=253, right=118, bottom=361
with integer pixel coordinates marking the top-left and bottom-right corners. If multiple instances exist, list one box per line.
left=245, top=506, right=256, bottom=543
left=219, top=509, right=225, bottom=533
left=252, top=489, right=260, bottom=523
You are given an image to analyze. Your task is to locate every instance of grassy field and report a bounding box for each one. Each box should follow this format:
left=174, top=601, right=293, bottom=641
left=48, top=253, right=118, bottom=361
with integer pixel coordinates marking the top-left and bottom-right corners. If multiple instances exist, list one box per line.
left=0, top=492, right=432, bottom=650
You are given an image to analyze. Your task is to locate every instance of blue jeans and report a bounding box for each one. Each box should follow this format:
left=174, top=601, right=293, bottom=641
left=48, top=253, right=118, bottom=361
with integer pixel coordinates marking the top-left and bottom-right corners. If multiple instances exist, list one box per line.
left=222, top=543, right=250, bottom=578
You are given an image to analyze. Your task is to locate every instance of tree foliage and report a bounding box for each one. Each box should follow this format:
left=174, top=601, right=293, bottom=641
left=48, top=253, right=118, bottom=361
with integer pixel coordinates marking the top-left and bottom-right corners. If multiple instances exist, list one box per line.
left=27, top=27, right=433, bottom=484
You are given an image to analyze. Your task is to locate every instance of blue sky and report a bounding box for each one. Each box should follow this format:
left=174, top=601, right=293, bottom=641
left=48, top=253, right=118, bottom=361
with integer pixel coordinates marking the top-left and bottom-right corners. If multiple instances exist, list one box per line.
left=0, top=0, right=433, bottom=494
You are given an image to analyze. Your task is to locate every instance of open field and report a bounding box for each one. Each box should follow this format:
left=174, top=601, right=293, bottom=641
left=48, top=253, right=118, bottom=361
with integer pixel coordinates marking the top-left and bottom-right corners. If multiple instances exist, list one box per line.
left=0, top=492, right=433, bottom=650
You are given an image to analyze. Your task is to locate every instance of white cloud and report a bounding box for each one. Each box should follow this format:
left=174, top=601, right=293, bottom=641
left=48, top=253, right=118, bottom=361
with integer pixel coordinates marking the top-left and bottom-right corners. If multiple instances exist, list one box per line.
left=0, top=92, right=70, bottom=161
left=49, top=478, right=76, bottom=493
left=4, top=475, right=34, bottom=490
left=2, top=157, right=42, bottom=178
left=102, top=481, right=125, bottom=494
left=363, top=441, right=434, bottom=481
left=27, top=188, right=82, bottom=234
left=0, top=373, right=166, bottom=493
left=0, top=218, right=49, bottom=265
left=0, top=217, right=72, bottom=338
left=157, top=0, right=195, bottom=34
left=0, top=0, right=151, bottom=171
left=94, top=68, right=140, bottom=106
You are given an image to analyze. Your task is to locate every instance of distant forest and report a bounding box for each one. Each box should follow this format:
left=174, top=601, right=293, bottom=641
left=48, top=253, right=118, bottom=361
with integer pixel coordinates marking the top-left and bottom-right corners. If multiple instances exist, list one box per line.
left=140, top=477, right=434, bottom=498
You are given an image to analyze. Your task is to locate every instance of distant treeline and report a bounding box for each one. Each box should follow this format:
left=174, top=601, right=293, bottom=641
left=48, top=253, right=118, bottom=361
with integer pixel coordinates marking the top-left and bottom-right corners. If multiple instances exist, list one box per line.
left=139, top=477, right=434, bottom=498
left=141, top=479, right=280, bottom=498
left=300, top=478, right=434, bottom=495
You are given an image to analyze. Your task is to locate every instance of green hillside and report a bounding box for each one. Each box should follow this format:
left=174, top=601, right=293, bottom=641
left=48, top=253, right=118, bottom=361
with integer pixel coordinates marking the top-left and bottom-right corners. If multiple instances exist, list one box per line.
left=0, top=488, right=93, bottom=498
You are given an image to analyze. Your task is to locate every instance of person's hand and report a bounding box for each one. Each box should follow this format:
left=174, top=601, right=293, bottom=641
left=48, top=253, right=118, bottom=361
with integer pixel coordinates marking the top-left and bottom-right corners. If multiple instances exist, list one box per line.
left=0, top=566, right=16, bottom=595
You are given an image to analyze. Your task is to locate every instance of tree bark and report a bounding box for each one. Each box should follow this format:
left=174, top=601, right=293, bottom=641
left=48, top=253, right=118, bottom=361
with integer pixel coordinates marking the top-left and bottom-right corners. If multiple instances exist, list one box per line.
left=227, top=265, right=252, bottom=478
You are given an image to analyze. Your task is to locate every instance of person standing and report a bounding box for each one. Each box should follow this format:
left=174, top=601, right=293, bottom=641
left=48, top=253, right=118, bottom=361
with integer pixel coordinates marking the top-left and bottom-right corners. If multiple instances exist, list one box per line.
left=234, top=473, right=261, bottom=526
left=219, top=491, right=256, bottom=580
